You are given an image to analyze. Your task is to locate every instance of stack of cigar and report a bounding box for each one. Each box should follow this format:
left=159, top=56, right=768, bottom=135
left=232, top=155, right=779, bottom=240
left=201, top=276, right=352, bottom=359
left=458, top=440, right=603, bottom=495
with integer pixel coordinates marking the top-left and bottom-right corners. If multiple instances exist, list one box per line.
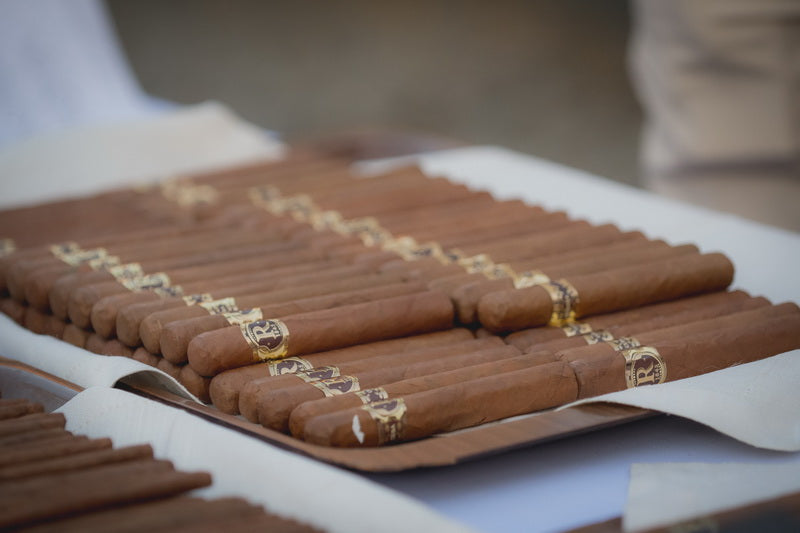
left=0, top=394, right=320, bottom=531
left=2, top=149, right=798, bottom=447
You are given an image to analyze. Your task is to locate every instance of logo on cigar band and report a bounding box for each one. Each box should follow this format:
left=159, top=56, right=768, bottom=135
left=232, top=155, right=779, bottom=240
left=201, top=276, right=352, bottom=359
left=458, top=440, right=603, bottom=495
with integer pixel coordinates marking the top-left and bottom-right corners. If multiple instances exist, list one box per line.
left=120, top=273, right=172, bottom=292
left=357, top=387, right=389, bottom=404
left=607, top=336, right=640, bottom=351
left=223, top=308, right=262, bottom=326
left=58, top=247, right=108, bottom=267
left=458, top=253, right=494, bottom=273
left=107, top=263, right=144, bottom=281
left=541, top=279, right=580, bottom=326
left=295, top=366, right=340, bottom=383
left=153, top=285, right=184, bottom=298
left=199, top=297, right=239, bottom=314
left=561, top=322, right=592, bottom=337
left=312, top=375, right=360, bottom=397
left=240, top=319, right=289, bottom=361
left=87, top=255, right=120, bottom=270
left=362, top=398, right=407, bottom=445
left=267, top=357, right=313, bottom=376
left=583, top=330, right=615, bottom=345
left=622, top=346, right=666, bottom=388
left=182, top=293, right=213, bottom=306
left=484, top=263, right=516, bottom=280
left=513, top=269, right=551, bottom=289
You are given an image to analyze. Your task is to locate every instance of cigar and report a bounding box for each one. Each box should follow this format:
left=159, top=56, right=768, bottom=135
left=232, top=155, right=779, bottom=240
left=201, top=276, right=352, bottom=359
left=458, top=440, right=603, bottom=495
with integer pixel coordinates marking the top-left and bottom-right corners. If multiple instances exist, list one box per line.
left=0, top=400, right=43, bottom=420
left=62, top=324, right=91, bottom=348
left=188, top=290, right=455, bottom=377
left=450, top=241, right=698, bottom=324
left=302, top=361, right=578, bottom=447
left=504, top=290, right=752, bottom=350
left=0, top=444, right=153, bottom=480
left=156, top=358, right=184, bottom=382
left=132, top=347, right=161, bottom=367
left=0, top=413, right=65, bottom=437
left=157, top=279, right=425, bottom=363
left=241, top=339, right=513, bottom=429
left=0, top=428, right=73, bottom=448
left=0, top=459, right=212, bottom=528
left=290, top=348, right=572, bottom=439
left=516, top=294, right=770, bottom=354
left=478, top=252, right=734, bottom=332
left=0, top=437, right=111, bottom=467
left=0, top=297, right=26, bottom=324
left=84, top=334, right=107, bottom=355
left=123, top=262, right=397, bottom=349
left=178, top=365, right=212, bottom=403
left=209, top=328, right=475, bottom=414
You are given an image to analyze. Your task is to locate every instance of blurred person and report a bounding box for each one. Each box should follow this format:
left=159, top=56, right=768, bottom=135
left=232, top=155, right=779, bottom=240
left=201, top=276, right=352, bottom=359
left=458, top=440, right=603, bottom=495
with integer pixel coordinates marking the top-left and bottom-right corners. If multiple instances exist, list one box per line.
left=629, top=0, right=800, bottom=232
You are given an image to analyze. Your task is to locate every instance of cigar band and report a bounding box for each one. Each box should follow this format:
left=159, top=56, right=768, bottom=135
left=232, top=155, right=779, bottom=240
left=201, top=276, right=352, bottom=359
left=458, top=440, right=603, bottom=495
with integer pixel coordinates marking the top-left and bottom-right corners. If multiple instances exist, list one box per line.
left=182, top=293, right=213, bottom=306
left=240, top=319, right=290, bottom=361
left=309, top=210, right=344, bottom=232
left=87, top=255, right=121, bottom=270
left=621, top=345, right=666, bottom=388
left=359, top=226, right=393, bottom=247
left=174, top=184, right=218, bottom=207
left=513, top=270, right=551, bottom=289
left=120, top=272, right=172, bottom=292
left=0, top=238, right=15, bottom=257
left=152, top=285, right=184, bottom=298
left=199, top=296, right=239, bottom=314
left=484, top=263, right=516, bottom=280
left=312, top=375, right=361, bottom=397
left=541, top=279, right=580, bottom=326
left=382, top=235, right=418, bottom=255
left=248, top=185, right=282, bottom=207
left=57, top=247, right=108, bottom=267
left=286, top=195, right=316, bottom=222
left=582, top=330, right=615, bottom=344
left=357, top=387, right=389, bottom=404
left=223, top=308, right=263, bottom=326
left=443, top=248, right=466, bottom=263
left=607, top=336, right=641, bottom=351
left=561, top=322, right=593, bottom=337
left=267, top=356, right=313, bottom=376
left=458, top=253, right=494, bottom=273
left=406, top=242, right=450, bottom=264
left=107, top=262, right=145, bottom=281
left=362, top=398, right=407, bottom=445
left=295, top=365, right=341, bottom=382
left=49, top=242, right=80, bottom=260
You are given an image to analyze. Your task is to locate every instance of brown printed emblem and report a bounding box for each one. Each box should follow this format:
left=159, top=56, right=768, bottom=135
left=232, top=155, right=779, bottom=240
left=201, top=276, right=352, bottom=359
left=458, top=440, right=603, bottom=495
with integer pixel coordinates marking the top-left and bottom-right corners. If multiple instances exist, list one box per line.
left=622, top=346, right=667, bottom=388
left=240, top=319, right=290, bottom=361
left=295, top=366, right=340, bottom=383
left=312, top=375, right=360, bottom=397
left=362, top=398, right=407, bottom=445
left=267, top=357, right=313, bottom=376
left=356, top=387, right=389, bottom=404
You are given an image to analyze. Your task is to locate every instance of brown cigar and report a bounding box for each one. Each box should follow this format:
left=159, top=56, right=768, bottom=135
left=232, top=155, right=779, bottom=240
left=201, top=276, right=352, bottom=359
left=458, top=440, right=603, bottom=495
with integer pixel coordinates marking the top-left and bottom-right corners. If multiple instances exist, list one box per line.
left=0, top=428, right=73, bottom=448
left=178, top=365, right=212, bottom=403
left=156, top=358, right=184, bottom=382
left=303, top=361, right=577, bottom=447
left=504, top=290, right=752, bottom=350
left=132, top=347, right=161, bottom=367
left=62, top=324, right=91, bottom=348
left=0, top=297, right=26, bottom=324
left=290, top=348, right=574, bottom=439
left=188, top=290, right=455, bottom=377
left=84, top=334, right=107, bottom=355
left=157, top=280, right=425, bottom=363
left=0, top=444, right=153, bottom=480
left=0, top=437, right=111, bottom=467
left=570, top=308, right=800, bottom=398
left=518, top=295, right=771, bottom=355
left=478, top=252, right=734, bottom=332
left=241, top=339, right=513, bottom=429
left=0, top=401, right=43, bottom=420
left=451, top=241, right=698, bottom=324
left=0, top=413, right=65, bottom=436
left=209, top=328, right=474, bottom=414
left=0, top=459, right=212, bottom=528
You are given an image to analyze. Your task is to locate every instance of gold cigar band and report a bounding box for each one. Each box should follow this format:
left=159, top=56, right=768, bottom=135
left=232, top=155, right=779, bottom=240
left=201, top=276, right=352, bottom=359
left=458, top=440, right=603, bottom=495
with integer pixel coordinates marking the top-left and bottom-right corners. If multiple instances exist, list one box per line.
left=483, top=263, right=516, bottom=280
left=87, top=255, right=121, bottom=270
left=240, top=318, right=290, bottom=361
left=309, top=210, right=345, bottom=232
left=267, top=356, right=314, bottom=376
left=295, top=365, right=341, bottom=383
left=458, top=253, right=495, bottom=273
left=57, top=247, right=109, bottom=267
left=541, top=279, right=580, bottom=326
left=199, top=296, right=239, bottom=314
left=362, top=398, right=407, bottom=445
left=311, top=375, right=361, bottom=397
left=182, top=293, right=213, bottom=306
left=356, top=387, right=389, bottom=404
left=0, top=238, right=15, bottom=257
left=174, top=184, right=219, bottom=207
left=223, top=308, right=263, bottom=326
left=404, top=242, right=450, bottom=264
left=49, top=242, right=80, bottom=261
left=514, top=270, right=551, bottom=289
left=248, top=185, right=282, bottom=208
left=561, top=322, right=593, bottom=337
left=107, top=263, right=145, bottom=281
left=607, top=336, right=641, bottom=351
left=582, top=330, right=615, bottom=345
left=119, top=272, right=175, bottom=293
left=621, top=346, right=666, bottom=388
left=382, top=235, right=419, bottom=255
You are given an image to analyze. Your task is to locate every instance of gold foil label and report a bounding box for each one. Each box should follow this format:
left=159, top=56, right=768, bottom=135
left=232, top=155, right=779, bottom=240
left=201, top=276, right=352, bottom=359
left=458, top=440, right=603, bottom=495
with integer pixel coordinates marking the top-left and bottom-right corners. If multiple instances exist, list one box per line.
left=174, top=184, right=218, bottom=207
left=359, top=226, right=393, bottom=247
left=357, top=387, right=389, bottom=404
left=199, top=297, right=239, bottom=314
left=267, top=356, right=313, bottom=376
left=153, top=285, right=184, bottom=298
left=583, top=330, right=615, bottom=345
left=403, top=242, right=450, bottom=264
left=248, top=185, right=282, bottom=207
left=182, top=293, right=213, bottom=306
left=120, top=272, right=172, bottom=292
left=484, top=263, right=516, bottom=280
left=562, top=322, right=593, bottom=337
left=240, top=319, right=290, bottom=361
left=458, top=253, right=494, bottom=273
left=622, top=346, right=666, bottom=388
left=87, top=255, right=121, bottom=270
left=311, top=375, right=361, bottom=397
left=295, top=366, right=341, bottom=383
left=608, top=336, right=641, bottom=351
left=513, top=270, right=551, bottom=289
left=541, top=279, right=580, bottom=326
left=309, top=210, right=344, bottom=232
left=223, top=308, right=262, bottom=326
left=107, top=263, right=145, bottom=281
left=58, top=247, right=108, bottom=267
left=0, top=239, right=17, bottom=257
left=49, top=242, right=80, bottom=260
left=382, top=236, right=418, bottom=255
left=362, top=398, right=407, bottom=445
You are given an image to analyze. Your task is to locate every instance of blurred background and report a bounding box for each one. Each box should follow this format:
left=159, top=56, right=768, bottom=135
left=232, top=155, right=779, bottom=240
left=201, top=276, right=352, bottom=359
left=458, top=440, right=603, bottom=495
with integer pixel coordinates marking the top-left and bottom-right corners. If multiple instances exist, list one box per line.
left=106, top=0, right=642, bottom=186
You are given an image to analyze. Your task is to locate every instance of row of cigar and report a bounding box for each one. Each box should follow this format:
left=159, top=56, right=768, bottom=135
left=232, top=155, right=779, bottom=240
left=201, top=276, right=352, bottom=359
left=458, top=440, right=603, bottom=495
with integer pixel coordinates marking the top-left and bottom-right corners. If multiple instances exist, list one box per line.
left=0, top=395, right=319, bottom=531
left=1, top=150, right=799, bottom=447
